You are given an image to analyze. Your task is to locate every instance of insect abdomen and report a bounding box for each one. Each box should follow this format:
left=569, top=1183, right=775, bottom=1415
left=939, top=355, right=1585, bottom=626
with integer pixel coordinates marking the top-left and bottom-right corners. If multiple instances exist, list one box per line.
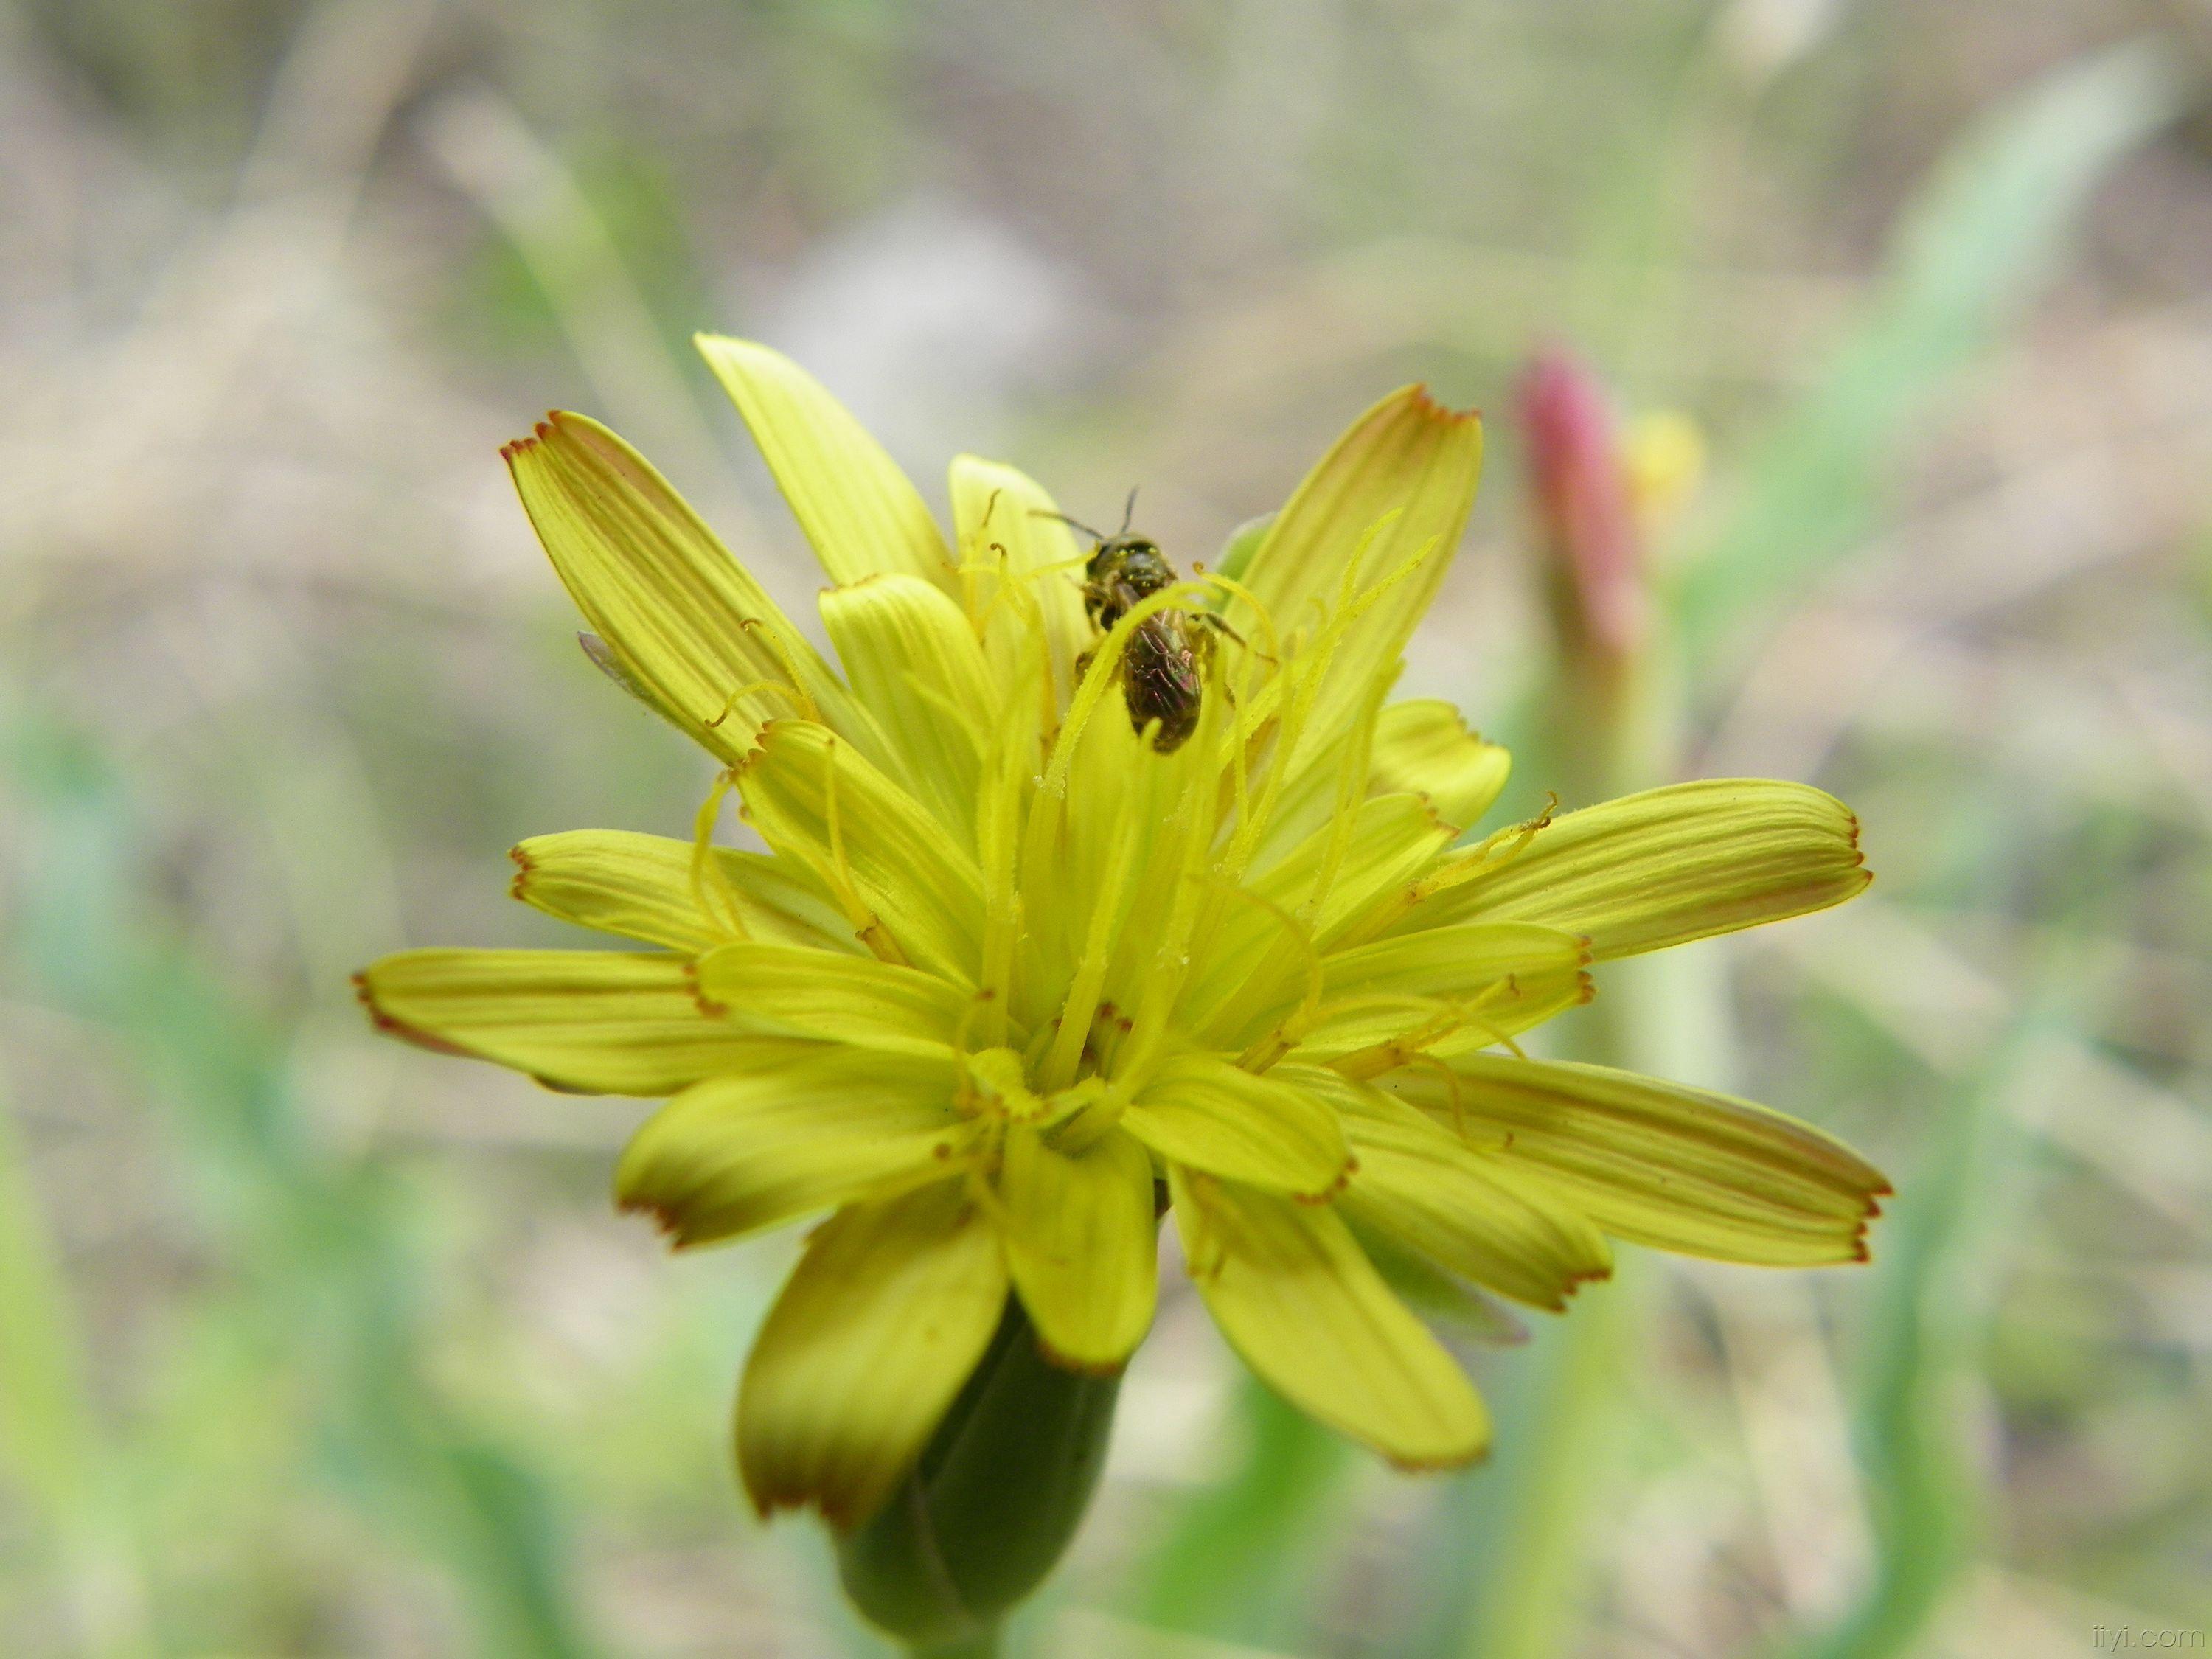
left=1123, top=616, right=1204, bottom=752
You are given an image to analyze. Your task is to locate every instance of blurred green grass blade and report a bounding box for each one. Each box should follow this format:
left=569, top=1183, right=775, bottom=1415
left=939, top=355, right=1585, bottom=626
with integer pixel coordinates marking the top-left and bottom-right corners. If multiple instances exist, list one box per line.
left=420, top=88, right=728, bottom=489
left=431, top=1440, right=602, bottom=1656
left=0, top=1075, right=159, bottom=1658
left=1784, top=1091, right=1986, bottom=1659
left=1131, top=1375, right=1349, bottom=1649
left=1424, top=1268, right=1641, bottom=1659
left=1, top=703, right=600, bottom=1658
left=1678, top=39, right=2184, bottom=661
left=1781, top=993, right=2064, bottom=1659
left=0, top=1074, right=97, bottom=1537
left=1783, top=799, right=2133, bottom=1659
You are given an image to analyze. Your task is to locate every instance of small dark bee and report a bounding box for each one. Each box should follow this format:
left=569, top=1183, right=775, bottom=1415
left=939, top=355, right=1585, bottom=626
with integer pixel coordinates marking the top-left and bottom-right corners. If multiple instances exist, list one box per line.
left=1046, top=491, right=1241, bottom=754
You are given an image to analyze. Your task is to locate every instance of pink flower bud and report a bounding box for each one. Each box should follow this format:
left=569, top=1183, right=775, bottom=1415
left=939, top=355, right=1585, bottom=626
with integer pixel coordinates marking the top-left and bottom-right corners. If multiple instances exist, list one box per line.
left=1519, top=347, right=1645, bottom=660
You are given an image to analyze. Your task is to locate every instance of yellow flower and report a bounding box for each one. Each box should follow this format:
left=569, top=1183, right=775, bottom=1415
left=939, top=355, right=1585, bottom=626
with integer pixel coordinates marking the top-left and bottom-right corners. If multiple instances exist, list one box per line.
left=358, top=337, right=1887, bottom=1529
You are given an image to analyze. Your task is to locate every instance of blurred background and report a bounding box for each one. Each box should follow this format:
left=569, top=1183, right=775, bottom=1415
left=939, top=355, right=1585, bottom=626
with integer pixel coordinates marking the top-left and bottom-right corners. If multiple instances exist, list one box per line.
left=4, top=1, right=2211, bottom=1655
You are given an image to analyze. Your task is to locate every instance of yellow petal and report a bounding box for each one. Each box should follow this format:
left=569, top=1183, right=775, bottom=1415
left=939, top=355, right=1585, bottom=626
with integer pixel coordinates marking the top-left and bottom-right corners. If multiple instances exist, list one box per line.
left=1321, top=920, right=1590, bottom=1005
left=692, top=939, right=974, bottom=1059
left=998, top=1125, right=1158, bottom=1370
left=738, top=1181, right=1006, bottom=1528
left=1394, top=779, right=1870, bottom=959
left=948, top=455, right=1091, bottom=703
left=509, top=830, right=859, bottom=954
left=1229, top=385, right=1483, bottom=752
left=1120, top=1054, right=1351, bottom=1200
left=819, top=574, right=994, bottom=847
left=1366, top=700, right=1511, bottom=830
left=1233, top=921, right=1590, bottom=1064
left=1172, top=1169, right=1488, bottom=1469
left=1239, top=706, right=1475, bottom=871
left=616, top=1048, right=970, bottom=1247
left=1385, top=1055, right=1891, bottom=1265
left=1253, top=793, right=1458, bottom=950
left=736, top=720, right=984, bottom=984
left=1291, top=1066, right=1612, bottom=1310
left=695, top=335, right=953, bottom=588
left=503, top=411, right=872, bottom=762
left=1181, top=793, right=1455, bottom=1040
left=1351, top=1224, right=1534, bottom=1346
left=355, top=947, right=768, bottom=1095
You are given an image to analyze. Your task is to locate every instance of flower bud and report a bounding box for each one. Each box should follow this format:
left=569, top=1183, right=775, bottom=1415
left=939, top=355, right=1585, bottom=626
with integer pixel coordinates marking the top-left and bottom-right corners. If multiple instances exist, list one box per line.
left=836, top=1298, right=1121, bottom=1652
left=1518, top=347, right=1645, bottom=664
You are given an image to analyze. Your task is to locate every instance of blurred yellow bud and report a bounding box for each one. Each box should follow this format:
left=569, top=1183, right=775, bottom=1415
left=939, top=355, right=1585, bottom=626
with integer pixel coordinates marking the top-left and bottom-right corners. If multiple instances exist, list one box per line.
left=1625, top=410, right=1707, bottom=535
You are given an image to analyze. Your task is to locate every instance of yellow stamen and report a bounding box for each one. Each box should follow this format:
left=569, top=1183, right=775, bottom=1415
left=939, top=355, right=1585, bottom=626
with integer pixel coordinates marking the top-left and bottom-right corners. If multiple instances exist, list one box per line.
left=703, top=678, right=805, bottom=729
left=735, top=618, right=821, bottom=723
left=1109, top=647, right=1238, bottom=1083
left=956, top=487, right=1004, bottom=621
left=1404, top=1050, right=1470, bottom=1137
left=1331, top=792, right=1560, bottom=952
left=1201, top=570, right=1287, bottom=836
left=1214, top=518, right=1434, bottom=880
left=1224, top=885, right=1326, bottom=1073
left=687, top=768, right=751, bottom=939
left=969, top=548, right=1068, bottom=736
left=954, top=538, right=1009, bottom=636
left=1298, top=658, right=1397, bottom=931
left=814, top=735, right=908, bottom=967
left=1422, top=793, right=1559, bottom=898
left=1327, top=976, right=1534, bottom=1080
left=1040, top=767, right=1147, bottom=1091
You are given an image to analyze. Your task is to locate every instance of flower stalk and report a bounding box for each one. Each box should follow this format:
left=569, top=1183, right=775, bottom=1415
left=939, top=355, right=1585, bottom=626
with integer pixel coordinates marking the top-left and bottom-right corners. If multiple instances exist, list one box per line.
left=1455, top=347, right=1717, bottom=1659
left=1522, top=344, right=1672, bottom=801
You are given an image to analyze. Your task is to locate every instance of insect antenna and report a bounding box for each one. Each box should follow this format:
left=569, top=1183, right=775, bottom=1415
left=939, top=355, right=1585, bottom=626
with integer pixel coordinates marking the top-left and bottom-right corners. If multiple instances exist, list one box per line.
left=1032, top=508, right=1108, bottom=543
left=1118, top=487, right=1139, bottom=536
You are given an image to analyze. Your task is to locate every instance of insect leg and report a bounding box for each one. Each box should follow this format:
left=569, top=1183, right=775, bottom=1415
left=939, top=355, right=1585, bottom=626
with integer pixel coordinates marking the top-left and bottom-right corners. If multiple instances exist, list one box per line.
left=1196, top=611, right=1273, bottom=664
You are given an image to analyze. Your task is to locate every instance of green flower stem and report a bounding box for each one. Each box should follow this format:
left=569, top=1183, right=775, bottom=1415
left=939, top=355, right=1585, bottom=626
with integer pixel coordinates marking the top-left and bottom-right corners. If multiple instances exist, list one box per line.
left=1451, top=1259, right=1644, bottom=1659
left=1457, top=501, right=1695, bottom=1659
